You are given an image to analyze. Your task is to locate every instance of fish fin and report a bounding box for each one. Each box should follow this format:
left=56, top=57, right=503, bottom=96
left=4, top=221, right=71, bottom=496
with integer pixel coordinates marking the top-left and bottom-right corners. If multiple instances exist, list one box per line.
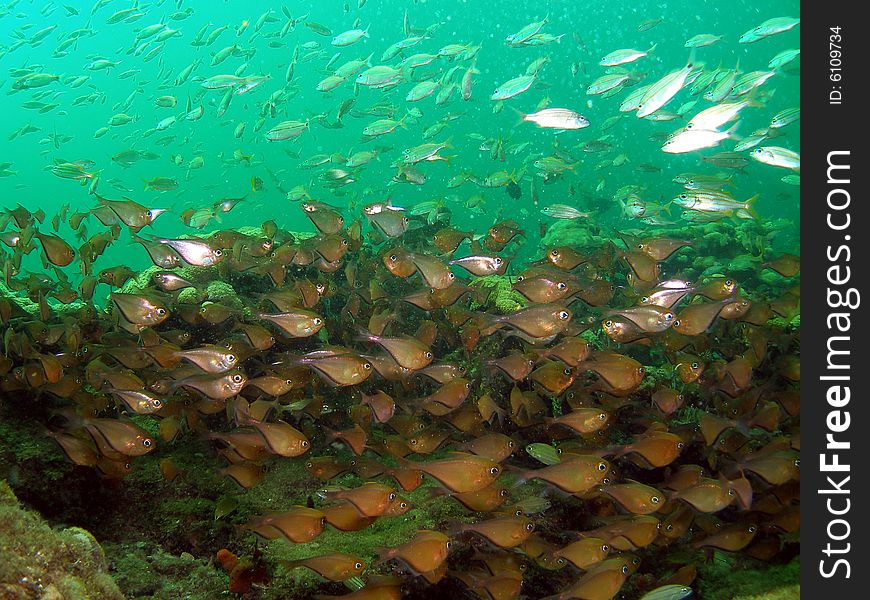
left=508, top=105, right=528, bottom=127
left=743, top=193, right=761, bottom=220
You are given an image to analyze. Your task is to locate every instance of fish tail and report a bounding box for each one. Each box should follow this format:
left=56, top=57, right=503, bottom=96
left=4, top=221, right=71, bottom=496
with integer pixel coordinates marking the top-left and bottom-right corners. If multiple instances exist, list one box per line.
left=373, top=546, right=395, bottom=565
left=508, top=105, right=528, bottom=126
left=743, top=193, right=760, bottom=220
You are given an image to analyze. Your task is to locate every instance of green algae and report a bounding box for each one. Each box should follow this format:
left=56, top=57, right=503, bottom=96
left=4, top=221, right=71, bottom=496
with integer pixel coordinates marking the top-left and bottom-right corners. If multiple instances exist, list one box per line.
left=105, top=541, right=227, bottom=600
left=470, top=274, right=527, bottom=314
left=696, top=555, right=800, bottom=600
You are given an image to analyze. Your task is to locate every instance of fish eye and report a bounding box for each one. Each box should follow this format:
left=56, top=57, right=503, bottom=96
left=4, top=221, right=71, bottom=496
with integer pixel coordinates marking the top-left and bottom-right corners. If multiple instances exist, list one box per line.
left=446, top=541, right=452, bottom=549
left=558, top=310, right=570, bottom=320
left=603, top=477, right=611, bottom=484
left=355, top=562, right=363, bottom=569
left=677, top=442, right=684, bottom=449
left=604, top=319, right=613, bottom=327
left=526, top=523, right=534, bottom=531
left=641, top=296, right=649, bottom=303
left=597, top=462, right=607, bottom=471
left=794, top=459, right=800, bottom=467
left=232, top=374, right=243, bottom=382
left=214, top=249, right=223, bottom=256
left=143, top=438, right=153, bottom=447
left=425, top=351, right=433, bottom=359
left=556, top=557, right=565, bottom=565
left=448, top=272, right=455, bottom=279
left=749, top=525, right=757, bottom=533
left=665, top=313, right=674, bottom=321
left=622, top=566, right=630, bottom=575
left=494, top=257, right=503, bottom=265
left=680, top=194, right=687, bottom=199
left=638, top=367, right=645, bottom=374
left=389, top=254, right=398, bottom=262
left=599, top=413, right=607, bottom=420
left=728, top=489, right=735, bottom=496
left=556, top=282, right=567, bottom=290
left=602, top=544, right=609, bottom=552
left=363, top=362, right=372, bottom=369
left=678, top=394, right=684, bottom=401
left=156, top=307, right=167, bottom=316
left=313, top=318, right=323, bottom=325
left=227, top=354, right=236, bottom=362
left=400, top=502, right=408, bottom=508
left=550, top=250, right=560, bottom=258
left=301, top=440, right=309, bottom=447
left=389, top=492, right=397, bottom=501
left=500, top=489, right=509, bottom=497
left=651, top=495, right=660, bottom=504
left=666, top=524, right=674, bottom=531
left=489, top=466, right=500, bottom=475
left=691, top=362, right=699, bottom=369
left=306, top=462, right=313, bottom=468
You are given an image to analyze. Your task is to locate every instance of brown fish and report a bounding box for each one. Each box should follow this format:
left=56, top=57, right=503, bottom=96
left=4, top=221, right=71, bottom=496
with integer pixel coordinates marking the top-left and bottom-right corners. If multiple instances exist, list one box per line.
left=281, top=553, right=366, bottom=582
left=250, top=421, right=310, bottom=457
left=483, top=304, right=572, bottom=339
left=636, top=237, right=692, bottom=261
left=693, top=523, right=757, bottom=551
left=109, top=292, right=169, bottom=327
left=400, top=452, right=501, bottom=493
left=673, top=298, right=737, bottom=336
left=762, top=253, right=799, bottom=277
left=613, top=431, right=684, bottom=468
left=598, top=481, right=664, bottom=514
left=457, top=515, right=535, bottom=548
left=34, top=231, right=75, bottom=266
left=553, top=537, right=611, bottom=570
left=521, top=455, right=611, bottom=494
left=376, top=530, right=451, bottom=574
left=356, top=330, right=433, bottom=370
left=242, top=506, right=326, bottom=543
left=256, top=310, right=324, bottom=337
left=322, top=482, right=398, bottom=517
left=82, top=417, right=156, bottom=457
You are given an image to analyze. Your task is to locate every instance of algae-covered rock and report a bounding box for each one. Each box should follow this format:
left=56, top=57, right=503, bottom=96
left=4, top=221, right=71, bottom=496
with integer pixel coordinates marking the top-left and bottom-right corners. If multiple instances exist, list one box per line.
left=0, top=480, right=123, bottom=599
left=540, top=219, right=596, bottom=249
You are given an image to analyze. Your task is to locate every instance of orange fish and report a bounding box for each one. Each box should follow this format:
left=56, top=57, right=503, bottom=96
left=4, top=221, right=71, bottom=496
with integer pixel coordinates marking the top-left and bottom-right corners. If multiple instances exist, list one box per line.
left=457, top=515, right=535, bottom=548
left=598, top=481, right=664, bottom=515
left=376, top=530, right=451, bottom=575
left=241, top=507, right=326, bottom=543
left=281, top=552, right=366, bottom=582
left=400, top=452, right=501, bottom=493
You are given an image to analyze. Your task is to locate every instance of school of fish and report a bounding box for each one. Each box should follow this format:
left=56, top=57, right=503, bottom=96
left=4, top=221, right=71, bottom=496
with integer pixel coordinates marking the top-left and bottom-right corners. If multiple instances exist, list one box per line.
left=1, top=2, right=799, bottom=599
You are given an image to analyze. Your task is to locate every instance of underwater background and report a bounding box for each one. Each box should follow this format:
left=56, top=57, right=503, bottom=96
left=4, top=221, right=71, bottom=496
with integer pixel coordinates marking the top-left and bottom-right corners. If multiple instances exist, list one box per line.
left=0, top=0, right=799, bottom=599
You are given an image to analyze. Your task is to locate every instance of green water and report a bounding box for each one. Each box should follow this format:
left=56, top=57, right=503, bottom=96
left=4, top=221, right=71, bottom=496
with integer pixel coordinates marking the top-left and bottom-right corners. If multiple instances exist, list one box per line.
left=1, top=0, right=798, bottom=282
